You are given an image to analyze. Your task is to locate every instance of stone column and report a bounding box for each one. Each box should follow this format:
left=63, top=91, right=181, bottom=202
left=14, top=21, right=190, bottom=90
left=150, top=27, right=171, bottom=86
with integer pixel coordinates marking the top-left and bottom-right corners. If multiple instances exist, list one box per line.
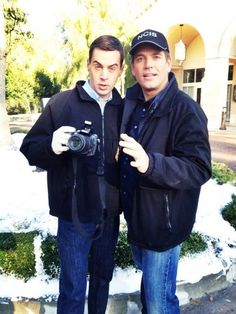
left=201, top=57, right=229, bottom=130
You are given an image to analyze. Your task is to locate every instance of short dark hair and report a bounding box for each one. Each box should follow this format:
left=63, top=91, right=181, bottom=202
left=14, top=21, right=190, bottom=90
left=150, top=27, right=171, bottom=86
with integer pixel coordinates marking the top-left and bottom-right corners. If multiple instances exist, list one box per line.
left=89, top=35, right=124, bottom=66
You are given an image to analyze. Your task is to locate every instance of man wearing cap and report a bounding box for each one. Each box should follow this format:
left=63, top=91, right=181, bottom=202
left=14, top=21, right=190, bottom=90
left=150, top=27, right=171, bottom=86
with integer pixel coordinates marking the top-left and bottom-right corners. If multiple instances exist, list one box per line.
left=119, top=29, right=211, bottom=313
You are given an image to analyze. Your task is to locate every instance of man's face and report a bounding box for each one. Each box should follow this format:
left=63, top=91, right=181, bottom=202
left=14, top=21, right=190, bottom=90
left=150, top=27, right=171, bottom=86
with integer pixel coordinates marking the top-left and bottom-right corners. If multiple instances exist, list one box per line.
left=131, top=44, right=171, bottom=100
left=87, top=48, right=123, bottom=99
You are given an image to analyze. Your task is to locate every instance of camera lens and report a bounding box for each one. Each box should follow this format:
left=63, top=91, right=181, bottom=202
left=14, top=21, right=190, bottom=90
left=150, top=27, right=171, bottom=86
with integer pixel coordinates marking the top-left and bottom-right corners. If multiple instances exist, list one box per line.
left=68, top=134, right=86, bottom=152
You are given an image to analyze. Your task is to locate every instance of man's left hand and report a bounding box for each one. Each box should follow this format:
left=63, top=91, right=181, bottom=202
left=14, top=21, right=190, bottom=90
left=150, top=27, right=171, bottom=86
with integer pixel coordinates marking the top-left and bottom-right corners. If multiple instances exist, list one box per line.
left=119, top=133, right=149, bottom=173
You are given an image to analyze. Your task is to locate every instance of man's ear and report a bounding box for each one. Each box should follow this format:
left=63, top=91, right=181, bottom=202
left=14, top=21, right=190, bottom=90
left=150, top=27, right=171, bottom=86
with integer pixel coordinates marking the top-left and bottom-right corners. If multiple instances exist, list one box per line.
left=120, top=63, right=125, bottom=76
left=131, top=63, right=136, bottom=77
left=167, top=56, right=172, bottom=72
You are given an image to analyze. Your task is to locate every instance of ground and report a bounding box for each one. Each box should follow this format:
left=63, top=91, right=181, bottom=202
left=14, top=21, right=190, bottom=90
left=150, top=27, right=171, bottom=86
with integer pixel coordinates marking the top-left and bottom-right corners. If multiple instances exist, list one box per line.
left=181, top=281, right=236, bottom=313
left=209, top=127, right=236, bottom=172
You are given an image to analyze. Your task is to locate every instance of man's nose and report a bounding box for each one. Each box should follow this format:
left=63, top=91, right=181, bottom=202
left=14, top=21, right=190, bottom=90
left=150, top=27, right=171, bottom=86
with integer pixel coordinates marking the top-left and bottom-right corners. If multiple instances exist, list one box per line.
left=100, top=68, right=108, bottom=79
left=145, top=57, right=153, bottom=68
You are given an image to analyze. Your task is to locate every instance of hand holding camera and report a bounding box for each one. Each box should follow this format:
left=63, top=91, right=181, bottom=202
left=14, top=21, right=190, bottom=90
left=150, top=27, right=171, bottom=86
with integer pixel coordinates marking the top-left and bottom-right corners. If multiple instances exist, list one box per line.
left=51, top=126, right=76, bottom=155
left=51, top=121, right=99, bottom=157
left=67, top=121, right=99, bottom=156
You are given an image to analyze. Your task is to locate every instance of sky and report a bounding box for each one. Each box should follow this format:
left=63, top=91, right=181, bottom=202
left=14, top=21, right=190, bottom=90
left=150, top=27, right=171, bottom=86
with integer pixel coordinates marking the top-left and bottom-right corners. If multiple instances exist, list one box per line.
left=0, top=133, right=236, bottom=304
left=16, top=0, right=152, bottom=40
left=18, top=0, right=79, bottom=39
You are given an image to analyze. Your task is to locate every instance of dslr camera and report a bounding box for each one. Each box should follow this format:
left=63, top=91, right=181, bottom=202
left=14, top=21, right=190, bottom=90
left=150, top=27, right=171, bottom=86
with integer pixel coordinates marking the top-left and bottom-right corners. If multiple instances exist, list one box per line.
left=67, top=120, right=99, bottom=156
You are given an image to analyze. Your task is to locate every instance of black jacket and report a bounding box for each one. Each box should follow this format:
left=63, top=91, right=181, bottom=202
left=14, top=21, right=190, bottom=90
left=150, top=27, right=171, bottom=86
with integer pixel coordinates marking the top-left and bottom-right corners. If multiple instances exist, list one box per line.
left=20, top=81, right=123, bottom=222
left=120, top=73, right=212, bottom=252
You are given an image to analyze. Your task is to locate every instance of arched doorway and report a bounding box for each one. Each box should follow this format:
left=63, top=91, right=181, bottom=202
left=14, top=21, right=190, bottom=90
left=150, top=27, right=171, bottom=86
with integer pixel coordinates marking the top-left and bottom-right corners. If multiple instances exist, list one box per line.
left=167, top=24, right=205, bottom=107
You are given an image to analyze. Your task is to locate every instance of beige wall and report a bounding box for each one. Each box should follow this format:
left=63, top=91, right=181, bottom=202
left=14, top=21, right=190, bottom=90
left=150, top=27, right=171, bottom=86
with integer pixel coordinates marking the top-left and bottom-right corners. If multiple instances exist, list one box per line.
left=184, top=36, right=205, bottom=69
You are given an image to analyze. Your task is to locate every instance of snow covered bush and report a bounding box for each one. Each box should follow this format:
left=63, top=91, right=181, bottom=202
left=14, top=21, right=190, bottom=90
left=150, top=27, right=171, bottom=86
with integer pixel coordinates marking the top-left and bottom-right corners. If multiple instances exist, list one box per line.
left=0, top=232, right=37, bottom=280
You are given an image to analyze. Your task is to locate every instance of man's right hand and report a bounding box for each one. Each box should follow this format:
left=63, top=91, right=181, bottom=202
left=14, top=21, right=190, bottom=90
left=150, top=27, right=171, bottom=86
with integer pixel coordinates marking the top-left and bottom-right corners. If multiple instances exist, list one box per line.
left=51, top=126, right=76, bottom=155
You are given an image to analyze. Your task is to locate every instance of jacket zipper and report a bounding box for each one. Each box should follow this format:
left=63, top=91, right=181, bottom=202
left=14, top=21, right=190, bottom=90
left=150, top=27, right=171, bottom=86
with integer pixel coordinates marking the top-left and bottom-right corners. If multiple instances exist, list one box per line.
left=165, top=194, right=172, bottom=231
left=96, top=105, right=105, bottom=176
left=102, top=113, right=105, bottom=166
left=98, top=108, right=105, bottom=175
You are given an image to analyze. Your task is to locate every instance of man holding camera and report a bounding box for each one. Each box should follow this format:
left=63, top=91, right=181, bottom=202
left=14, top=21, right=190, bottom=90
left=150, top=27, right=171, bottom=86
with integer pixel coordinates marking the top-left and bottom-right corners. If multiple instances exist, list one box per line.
left=20, top=35, right=124, bottom=314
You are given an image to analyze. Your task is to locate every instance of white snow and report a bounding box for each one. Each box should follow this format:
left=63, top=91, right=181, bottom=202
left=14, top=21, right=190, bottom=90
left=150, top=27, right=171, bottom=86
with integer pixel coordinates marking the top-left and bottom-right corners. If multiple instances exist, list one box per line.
left=0, top=133, right=236, bottom=299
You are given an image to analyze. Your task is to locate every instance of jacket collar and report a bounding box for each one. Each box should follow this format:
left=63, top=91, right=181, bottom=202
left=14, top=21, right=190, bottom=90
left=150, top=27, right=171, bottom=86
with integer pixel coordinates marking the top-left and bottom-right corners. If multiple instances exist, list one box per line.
left=75, top=80, right=122, bottom=106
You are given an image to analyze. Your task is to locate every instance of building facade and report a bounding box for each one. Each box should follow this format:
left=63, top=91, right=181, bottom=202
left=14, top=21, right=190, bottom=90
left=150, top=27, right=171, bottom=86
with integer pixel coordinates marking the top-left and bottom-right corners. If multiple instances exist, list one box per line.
left=139, top=0, right=236, bottom=129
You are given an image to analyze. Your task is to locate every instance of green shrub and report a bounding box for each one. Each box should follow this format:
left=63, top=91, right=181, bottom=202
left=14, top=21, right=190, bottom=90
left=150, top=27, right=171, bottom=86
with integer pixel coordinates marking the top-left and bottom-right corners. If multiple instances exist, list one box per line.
left=212, top=161, right=236, bottom=185
left=10, top=127, right=29, bottom=134
left=114, top=229, right=135, bottom=269
left=40, top=229, right=208, bottom=271
left=0, top=233, right=17, bottom=250
left=0, top=232, right=37, bottom=281
left=114, top=230, right=208, bottom=266
left=222, top=194, right=236, bottom=230
left=0, top=229, right=219, bottom=280
left=41, top=235, right=60, bottom=279
left=40, top=229, right=136, bottom=276
left=39, top=230, right=136, bottom=276
left=180, top=232, right=208, bottom=257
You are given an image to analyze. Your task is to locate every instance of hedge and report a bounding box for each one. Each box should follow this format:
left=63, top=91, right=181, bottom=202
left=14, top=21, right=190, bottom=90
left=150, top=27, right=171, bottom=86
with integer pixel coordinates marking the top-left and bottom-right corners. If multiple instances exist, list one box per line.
left=0, top=161, right=235, bottom=281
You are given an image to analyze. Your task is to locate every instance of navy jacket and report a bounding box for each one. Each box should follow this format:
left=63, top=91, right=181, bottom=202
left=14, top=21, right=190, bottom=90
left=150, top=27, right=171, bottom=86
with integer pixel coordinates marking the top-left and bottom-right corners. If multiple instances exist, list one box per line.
left=120, top=73, right=212, bottom=251
left=20, top=81, right=123, bottom=222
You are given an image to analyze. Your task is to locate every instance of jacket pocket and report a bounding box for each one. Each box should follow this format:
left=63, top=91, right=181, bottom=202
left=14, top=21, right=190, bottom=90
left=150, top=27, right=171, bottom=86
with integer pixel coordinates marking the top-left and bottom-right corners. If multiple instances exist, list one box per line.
left=129, top=186, right=173, bottom=250
left=48, top=167, right=71, bottom=216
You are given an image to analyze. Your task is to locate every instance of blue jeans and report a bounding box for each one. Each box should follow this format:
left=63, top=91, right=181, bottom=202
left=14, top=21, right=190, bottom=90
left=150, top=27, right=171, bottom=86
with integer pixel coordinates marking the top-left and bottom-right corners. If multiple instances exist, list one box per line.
left=57, top=215, right=119, bottom=314
left=131, top=244, right=181, bottom=314
left=88, top=215, right=119, bottom=313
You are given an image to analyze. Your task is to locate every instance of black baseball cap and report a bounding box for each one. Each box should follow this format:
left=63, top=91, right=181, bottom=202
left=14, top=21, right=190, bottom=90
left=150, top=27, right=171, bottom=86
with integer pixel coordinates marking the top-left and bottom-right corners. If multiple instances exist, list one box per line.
left=129, top=29, right=169, bottom=55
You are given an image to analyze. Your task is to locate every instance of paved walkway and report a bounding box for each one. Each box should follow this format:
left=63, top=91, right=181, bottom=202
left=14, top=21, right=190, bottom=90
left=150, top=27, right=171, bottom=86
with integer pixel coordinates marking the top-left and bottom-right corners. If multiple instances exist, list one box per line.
left=181, top=281, right=236, bottom=313
left=209, top=126, right=236, bottom=171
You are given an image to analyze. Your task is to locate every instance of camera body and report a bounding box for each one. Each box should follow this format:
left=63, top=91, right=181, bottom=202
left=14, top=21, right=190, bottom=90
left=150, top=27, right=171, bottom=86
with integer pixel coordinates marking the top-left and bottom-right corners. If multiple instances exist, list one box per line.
left=67, top=121, right=99, bottom=156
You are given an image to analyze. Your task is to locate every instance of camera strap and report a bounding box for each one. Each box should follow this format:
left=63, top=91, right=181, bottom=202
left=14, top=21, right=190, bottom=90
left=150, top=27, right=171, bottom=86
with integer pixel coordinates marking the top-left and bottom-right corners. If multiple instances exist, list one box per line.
left=71, top=157, right=104, bottom=240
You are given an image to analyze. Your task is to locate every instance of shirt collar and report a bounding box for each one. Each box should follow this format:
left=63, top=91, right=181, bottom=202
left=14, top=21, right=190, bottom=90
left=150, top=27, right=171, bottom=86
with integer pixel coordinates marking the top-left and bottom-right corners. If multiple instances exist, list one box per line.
left=83, top=80, right=112, bottom=106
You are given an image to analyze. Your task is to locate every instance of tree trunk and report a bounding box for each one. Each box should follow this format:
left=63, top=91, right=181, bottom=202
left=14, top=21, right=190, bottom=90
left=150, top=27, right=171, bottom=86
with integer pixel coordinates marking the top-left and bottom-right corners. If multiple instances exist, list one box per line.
left=0, top=4, right=13, bottom=147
